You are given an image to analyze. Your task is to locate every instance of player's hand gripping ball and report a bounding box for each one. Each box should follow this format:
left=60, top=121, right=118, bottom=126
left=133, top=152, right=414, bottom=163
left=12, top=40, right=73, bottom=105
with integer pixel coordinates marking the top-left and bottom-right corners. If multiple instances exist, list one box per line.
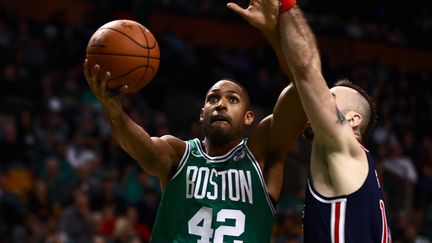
left=86, top=19, right=160, bottom=93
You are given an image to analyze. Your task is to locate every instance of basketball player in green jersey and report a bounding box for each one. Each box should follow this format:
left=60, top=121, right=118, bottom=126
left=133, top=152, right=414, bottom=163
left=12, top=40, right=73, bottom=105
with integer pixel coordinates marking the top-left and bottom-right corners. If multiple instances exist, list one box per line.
left=84, top=0, right=306, bottom=242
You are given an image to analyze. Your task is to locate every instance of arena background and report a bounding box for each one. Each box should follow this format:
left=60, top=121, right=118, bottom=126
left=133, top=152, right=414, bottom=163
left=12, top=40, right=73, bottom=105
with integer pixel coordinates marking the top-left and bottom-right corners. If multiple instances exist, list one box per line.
left=0, top=0, right=431, bottom=242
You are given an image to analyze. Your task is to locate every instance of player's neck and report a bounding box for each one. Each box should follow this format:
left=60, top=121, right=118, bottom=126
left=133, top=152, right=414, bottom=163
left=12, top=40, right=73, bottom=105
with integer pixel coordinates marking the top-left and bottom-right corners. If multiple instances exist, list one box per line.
left=354, top=130, right=362, bottom=142
left=202, top=137, right=243, bottom=157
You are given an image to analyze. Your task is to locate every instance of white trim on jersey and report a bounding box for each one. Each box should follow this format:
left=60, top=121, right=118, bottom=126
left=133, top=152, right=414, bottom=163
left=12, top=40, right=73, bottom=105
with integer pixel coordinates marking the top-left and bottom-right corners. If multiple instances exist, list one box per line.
left=244, top=144, right=277, bottom=215
left=359, top=143, right=370, bottom=153
left=195, top=138, right=245, bottom=163
left=375, top=170, right=381, bottom=188
left=307, top=181, right=347, bottom=243
left=307, top=181, right=347, bottom=204
left=171, top=141, right=190, bottom=180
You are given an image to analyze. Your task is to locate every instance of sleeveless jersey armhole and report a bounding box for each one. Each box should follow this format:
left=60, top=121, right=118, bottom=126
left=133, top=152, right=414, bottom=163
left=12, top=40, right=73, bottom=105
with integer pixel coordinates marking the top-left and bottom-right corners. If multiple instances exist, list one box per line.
left=170, top=141, right=190, bottom=180
left=359, top=143, right=370, bottom=153
left=244, top=140, right=277, bottom=215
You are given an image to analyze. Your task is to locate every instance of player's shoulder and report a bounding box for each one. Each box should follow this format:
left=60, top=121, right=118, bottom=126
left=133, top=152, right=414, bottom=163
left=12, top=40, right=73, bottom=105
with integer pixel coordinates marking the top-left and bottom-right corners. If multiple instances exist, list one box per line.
left=160, top=135, right=187, bottom=154
left=247, top=115, right=271, bottom=149
left=160, top=134, right=183, bottom=142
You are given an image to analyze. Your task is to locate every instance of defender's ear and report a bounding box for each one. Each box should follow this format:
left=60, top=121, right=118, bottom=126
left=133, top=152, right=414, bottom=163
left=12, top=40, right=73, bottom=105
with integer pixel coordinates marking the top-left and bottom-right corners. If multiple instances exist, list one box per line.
left=199, top=108, right=204, bottom=123
left=244, top=111, right=254, bottom=126
left=346, top=111, right=362, bottom=130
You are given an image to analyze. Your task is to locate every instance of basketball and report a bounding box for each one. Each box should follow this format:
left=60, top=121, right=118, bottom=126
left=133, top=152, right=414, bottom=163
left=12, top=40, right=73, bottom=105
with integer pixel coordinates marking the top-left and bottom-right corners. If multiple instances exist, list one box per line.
left=86, top=19, right=160, bottom=93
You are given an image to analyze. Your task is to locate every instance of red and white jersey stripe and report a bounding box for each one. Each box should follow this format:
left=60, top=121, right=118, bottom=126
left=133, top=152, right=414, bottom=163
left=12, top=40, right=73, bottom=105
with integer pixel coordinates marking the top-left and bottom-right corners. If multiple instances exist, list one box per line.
left=331, top=200, right=347, bottom=243
left=303, top=149, right=392, bottom=243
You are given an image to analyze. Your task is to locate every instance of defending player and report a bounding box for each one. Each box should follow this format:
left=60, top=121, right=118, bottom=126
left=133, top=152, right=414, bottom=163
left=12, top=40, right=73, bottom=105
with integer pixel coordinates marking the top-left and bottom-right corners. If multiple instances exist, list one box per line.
left=277, top=0, right=392, bottom=242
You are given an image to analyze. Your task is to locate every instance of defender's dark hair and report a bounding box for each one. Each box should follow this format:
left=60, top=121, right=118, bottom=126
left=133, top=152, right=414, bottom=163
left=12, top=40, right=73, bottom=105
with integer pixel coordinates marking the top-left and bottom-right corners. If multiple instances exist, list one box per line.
left=334, top=79, right=377, bottom=140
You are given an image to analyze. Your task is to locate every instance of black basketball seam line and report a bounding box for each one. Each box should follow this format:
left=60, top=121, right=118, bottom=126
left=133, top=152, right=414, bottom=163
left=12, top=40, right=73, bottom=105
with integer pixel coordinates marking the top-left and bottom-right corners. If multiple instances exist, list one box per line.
left=86, top=53, right=160, bottom=59
left=109, top=65, right=156, bottom=81
left=100, top=27, right=158, bottom=50
left=139, top=25, right=150, bottom=86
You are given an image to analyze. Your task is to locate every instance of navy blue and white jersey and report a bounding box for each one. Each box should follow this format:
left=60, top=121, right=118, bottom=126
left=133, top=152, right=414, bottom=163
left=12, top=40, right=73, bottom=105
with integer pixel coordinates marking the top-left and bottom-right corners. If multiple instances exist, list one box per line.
left=303, top=147, right=392, bottom=243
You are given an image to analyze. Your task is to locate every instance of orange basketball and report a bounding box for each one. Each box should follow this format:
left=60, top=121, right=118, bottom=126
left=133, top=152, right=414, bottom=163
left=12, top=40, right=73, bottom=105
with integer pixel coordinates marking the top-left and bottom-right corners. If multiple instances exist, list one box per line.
left=86, top=19, right=160, bottom=93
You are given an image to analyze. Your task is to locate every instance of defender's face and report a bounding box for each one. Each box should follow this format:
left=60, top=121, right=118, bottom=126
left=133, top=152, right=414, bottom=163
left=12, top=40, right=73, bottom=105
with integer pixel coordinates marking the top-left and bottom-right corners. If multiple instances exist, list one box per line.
left=200, top=80, right=250, bottom=144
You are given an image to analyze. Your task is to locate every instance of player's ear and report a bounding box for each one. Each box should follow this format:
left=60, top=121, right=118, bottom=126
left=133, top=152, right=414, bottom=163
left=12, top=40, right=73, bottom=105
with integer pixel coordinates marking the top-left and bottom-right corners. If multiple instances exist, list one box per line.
left=244, top=111, right=254, bottom=126
left=199, top=108, right=204, bottom=123
left=346, top=111, right=362, bottom=129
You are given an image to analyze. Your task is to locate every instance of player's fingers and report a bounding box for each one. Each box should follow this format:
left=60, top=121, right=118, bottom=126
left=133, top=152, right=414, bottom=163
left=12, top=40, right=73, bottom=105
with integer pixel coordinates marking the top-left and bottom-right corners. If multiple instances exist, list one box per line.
left=91, top=64, right=100, bottom=83
left=83, top=59, right=91, bottom=82
left=227, top=3, right=247, bottom=18
left=83, top=60, right=99, bottom=92
left=100, top=71, right=111, bottom=92
left=120, top=84, right=129, bottom=93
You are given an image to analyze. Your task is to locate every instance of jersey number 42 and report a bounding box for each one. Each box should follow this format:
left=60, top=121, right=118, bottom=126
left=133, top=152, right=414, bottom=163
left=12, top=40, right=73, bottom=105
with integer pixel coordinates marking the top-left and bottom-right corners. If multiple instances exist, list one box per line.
left=188, top=207, right=245, bottom=243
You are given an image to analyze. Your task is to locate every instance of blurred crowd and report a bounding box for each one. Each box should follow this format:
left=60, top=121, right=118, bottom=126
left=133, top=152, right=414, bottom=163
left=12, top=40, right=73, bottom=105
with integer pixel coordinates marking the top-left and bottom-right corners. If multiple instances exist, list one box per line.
left=0, top=1, right=431, bottom=243
left=149, top=0, right=432, bottom=50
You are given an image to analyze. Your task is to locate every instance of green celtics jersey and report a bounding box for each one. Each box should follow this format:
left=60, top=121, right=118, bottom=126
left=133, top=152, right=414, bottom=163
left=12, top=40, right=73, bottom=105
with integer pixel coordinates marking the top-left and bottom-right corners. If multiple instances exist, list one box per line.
left=151, top=138, right=276, bottom=243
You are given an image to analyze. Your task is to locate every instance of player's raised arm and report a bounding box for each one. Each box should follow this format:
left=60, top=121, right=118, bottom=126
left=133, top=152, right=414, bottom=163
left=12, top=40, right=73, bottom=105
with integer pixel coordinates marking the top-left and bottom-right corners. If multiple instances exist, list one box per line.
left=279, top=6, right=358, bottom=151
left=83, top=60, right=185, bottom=187
left=227, top=0, right=307, bottom=156
left=227, top=0, right=307, bottom=202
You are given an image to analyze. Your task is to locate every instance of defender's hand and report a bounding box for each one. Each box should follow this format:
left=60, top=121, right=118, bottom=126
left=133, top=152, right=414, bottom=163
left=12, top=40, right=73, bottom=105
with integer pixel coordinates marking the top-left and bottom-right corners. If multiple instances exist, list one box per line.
left=227, top=0, right=279, bottom=33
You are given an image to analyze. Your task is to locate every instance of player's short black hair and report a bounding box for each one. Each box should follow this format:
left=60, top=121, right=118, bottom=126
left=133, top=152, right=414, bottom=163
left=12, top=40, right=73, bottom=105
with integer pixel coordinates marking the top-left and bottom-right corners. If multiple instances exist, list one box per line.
left=207, top=77, right=251, bottom=110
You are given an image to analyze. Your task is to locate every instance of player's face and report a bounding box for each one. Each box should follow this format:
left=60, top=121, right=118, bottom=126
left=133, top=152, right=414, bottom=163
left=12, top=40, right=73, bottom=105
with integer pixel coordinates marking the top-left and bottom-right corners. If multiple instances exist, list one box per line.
left=200, top=80, right=252, bottom=145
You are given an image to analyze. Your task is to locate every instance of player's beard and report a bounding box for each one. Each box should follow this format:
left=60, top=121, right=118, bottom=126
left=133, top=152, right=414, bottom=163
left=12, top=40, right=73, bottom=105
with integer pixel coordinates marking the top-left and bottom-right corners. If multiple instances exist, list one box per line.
left=202, top=119, right=240, bottom=146
left=302, top=122, right=315, bottom=142
left=203, top=125, right=234, bottom=146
